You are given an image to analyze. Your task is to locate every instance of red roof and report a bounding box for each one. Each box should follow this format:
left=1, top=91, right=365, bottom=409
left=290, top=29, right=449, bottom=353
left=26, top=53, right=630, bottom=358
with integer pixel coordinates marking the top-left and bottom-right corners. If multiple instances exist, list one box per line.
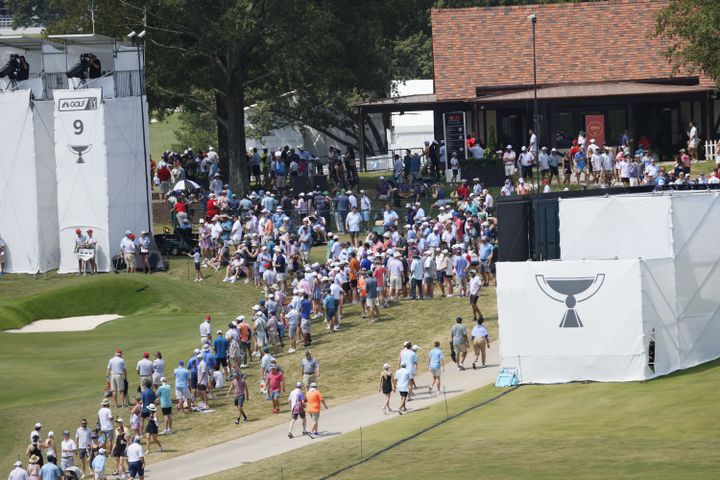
left=431, top=0, right=715, bottom=101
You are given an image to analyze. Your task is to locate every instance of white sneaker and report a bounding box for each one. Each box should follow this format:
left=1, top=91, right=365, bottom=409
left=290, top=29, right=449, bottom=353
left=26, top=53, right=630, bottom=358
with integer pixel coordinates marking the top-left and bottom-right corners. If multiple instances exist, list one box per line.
left=222, top=277, right=229, bottom=283
left=288, top=348, right=296, bottom=353
left=230, top=278, right=236, bottom=283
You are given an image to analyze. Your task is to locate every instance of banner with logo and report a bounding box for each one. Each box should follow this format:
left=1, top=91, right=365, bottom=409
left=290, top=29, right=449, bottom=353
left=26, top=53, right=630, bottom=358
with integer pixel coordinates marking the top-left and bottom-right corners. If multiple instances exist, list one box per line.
left=497, top=259, right=646, bottom=383
left=584, top=114, right=605, bottom=148
left=54, top=89, right=108, bottom=273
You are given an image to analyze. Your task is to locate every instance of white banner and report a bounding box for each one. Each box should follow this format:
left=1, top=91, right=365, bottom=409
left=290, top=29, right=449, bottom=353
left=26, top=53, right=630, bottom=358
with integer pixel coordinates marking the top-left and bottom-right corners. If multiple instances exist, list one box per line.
left=77, top=248, right=96, bottom=261
left=497, top=259, right=647, bottom=383
left=559, top=195, right=673, bottom=261
left=54, top=89, right=109, bottom=273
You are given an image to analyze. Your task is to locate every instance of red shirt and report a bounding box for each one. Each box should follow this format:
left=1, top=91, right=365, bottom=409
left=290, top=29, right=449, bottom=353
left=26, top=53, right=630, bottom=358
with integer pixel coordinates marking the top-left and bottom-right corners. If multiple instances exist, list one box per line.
left=456, top=184, right=469, bottom=199
left=174, top=202, right=186, bottom=213
left=157, top=166, right=171, bottom=181
left=206, top=199, right=219, bottom=217
left=373, top=266, right=386, bottom=287
left=267, top=371, right=284, bottom=392
left=238, top=323, right=250, bottom=342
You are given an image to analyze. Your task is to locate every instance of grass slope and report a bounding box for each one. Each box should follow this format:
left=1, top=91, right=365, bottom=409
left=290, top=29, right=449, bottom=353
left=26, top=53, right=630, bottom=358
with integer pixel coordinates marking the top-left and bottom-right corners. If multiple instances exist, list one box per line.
left=149, top=114, right=180, bottom=161
left=206, top=360, right=720, bottom=480
left=0, top=258, right=496, bottom=472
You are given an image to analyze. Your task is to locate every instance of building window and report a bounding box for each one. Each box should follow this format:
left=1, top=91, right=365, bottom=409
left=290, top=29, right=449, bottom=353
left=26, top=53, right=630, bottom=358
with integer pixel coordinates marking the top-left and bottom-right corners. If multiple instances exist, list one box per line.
left=553, top=112, right=573, bottom=148
left=607, top=109, right=626, bottom=147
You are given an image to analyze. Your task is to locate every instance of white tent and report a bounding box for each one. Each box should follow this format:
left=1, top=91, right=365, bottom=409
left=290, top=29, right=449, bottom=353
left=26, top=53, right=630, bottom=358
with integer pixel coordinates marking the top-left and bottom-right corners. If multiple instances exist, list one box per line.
left=54, top=88, right=151, bottom=273
left=0, top=90, right=59, bottom=273
left=498, top=191, right=720, bottom=383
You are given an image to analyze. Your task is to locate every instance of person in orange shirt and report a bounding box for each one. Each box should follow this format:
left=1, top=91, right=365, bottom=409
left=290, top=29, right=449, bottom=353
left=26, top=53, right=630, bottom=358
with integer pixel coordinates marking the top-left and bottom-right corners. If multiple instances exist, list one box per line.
left=357, top=269, right=368, bottom=318
left=305, top=383, right=328, bottom=437
left=348, top=252, right=360, bottom=304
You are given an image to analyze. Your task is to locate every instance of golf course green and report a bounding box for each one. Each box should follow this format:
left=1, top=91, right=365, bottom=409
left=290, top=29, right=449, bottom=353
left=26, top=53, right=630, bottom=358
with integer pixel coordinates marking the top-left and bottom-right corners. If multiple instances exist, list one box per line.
left=0, top=259, right=495, bottom=471
left=205, top=359, right=720, bottom=479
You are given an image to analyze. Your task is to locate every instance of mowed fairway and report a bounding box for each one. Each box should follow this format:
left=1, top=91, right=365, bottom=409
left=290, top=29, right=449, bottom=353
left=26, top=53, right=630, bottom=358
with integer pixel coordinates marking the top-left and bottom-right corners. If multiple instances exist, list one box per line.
left=205, top=360, right=720, bottom=480
left=0, top=259, right=496, bottom=470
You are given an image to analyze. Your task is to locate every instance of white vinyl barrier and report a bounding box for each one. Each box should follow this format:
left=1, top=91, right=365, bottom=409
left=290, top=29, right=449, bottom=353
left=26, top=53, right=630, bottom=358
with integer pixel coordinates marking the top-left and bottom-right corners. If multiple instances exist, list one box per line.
left=54, top=89, right=151, bottom=272
left=0, top=90, right=59, bottom=273
left=506, top=192, right=720, bottom=383
left=498, top=259, right=648, bottom=383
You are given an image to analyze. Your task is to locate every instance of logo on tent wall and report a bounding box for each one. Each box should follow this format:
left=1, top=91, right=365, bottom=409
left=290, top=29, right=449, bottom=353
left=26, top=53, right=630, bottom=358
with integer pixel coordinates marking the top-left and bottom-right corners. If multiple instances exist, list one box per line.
left=58, top=97, right=98, bottom=111
left=535, top=274, right=605, bottom=328
left=68, top=144, right=92, bottom=164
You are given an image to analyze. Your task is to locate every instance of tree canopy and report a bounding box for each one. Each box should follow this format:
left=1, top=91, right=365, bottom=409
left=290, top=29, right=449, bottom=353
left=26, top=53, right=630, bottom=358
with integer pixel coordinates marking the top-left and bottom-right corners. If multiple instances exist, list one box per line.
left=656, top=0, right=720, bottom=87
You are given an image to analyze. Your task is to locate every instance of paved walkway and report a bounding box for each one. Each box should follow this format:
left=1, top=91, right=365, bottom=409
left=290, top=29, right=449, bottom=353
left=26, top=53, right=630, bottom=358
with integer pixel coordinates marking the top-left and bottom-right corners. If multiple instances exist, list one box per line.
left=147, top=348, right=500, bottom=479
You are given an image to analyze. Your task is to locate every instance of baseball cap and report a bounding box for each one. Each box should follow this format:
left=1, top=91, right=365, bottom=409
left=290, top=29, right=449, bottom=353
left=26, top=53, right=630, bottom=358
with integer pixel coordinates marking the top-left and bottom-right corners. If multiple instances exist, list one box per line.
left=296, top=381, right=302, bottom=388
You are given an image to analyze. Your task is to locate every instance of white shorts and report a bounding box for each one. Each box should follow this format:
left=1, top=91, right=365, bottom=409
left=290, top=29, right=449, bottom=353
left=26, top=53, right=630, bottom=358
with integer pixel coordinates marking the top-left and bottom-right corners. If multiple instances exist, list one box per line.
left=504, top=164, right=516, bottom=176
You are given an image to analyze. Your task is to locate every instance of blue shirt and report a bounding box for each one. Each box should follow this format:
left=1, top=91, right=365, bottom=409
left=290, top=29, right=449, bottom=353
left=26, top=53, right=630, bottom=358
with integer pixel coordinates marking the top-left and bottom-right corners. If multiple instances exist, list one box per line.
left=141, top=388, right=156, bottom=414
left=40, top=462, right=63, bottom=480
left=454, top=256, right=468, bottom=277
left=300, top=299, right=312, bottom=319
left=428, top=347, right=444, bottom=369
left=213, top=336, right=229, bottom=358
left=480, top=243, right=494, bottom=261
left=203, top=351, right=217, bottom=369
left=394, top=368, right=411, bottom=392
left=174, top=366, right=190, bottom=388
left=410, top=258, right=424, bottom=280
left=156, top=384, right=172, bottom=408
left=92, top=454, right=107, bottom=473
left=187, top=356, right=198, bottom=373
left=400, top=349, right=417, bottom=373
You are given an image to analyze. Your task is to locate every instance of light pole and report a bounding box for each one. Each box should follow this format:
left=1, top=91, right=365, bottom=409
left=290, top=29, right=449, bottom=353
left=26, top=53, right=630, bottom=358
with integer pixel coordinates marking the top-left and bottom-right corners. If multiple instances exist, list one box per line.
left=528, top=13, right=543, bottom=260
left=528, top=13, right=540, bottom=195
left=127, top=30, right=152, bottom=234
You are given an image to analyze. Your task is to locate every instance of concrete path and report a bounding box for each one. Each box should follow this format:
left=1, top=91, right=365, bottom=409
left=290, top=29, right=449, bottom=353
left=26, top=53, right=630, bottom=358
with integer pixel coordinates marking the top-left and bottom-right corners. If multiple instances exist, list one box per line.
left=146, top=348, right=500, bottom=479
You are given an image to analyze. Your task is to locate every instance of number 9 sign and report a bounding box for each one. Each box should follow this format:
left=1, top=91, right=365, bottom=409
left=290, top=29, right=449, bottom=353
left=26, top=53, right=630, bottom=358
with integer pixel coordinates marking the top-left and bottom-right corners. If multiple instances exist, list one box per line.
left=73, top=119, right=84, bottom=135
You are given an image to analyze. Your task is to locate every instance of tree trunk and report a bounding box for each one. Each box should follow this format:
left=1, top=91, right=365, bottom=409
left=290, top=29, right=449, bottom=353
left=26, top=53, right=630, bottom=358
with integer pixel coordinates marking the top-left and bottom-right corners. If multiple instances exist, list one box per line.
left=216, top=92, right=229, bottom=177
left=226, top=83, right=250, bottom=197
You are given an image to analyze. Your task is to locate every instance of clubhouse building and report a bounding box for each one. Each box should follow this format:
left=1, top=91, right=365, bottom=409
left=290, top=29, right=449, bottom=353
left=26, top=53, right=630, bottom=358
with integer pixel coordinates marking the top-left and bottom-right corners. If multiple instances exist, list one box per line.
left=357, top=0, right=719, bottom=160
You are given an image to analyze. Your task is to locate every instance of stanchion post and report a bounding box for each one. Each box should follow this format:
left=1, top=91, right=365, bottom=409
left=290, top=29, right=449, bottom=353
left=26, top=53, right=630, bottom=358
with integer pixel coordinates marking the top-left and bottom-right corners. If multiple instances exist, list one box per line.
left=443, top=386, right=449, bottom=418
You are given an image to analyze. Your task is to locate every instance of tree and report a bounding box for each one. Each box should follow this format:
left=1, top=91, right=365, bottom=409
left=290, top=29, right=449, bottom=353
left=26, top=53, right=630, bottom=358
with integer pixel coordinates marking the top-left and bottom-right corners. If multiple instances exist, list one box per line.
left=656, top=0, right=720, bottom=86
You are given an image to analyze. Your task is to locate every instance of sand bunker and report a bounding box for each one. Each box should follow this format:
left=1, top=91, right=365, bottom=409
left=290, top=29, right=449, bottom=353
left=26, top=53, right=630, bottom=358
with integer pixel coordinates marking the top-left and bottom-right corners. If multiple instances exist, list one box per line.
left=6, top=314, right=123, bottom=333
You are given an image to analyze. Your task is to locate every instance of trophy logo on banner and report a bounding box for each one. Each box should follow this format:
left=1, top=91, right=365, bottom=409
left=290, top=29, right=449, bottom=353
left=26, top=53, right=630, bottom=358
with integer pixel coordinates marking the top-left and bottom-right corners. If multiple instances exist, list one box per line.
left=68, top=144, right=92, bottom=164
left=536, top=274, right=605, bottom=328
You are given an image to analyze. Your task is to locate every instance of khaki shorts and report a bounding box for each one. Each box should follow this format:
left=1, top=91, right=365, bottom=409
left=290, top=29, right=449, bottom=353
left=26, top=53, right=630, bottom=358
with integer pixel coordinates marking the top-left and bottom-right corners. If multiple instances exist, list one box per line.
left=309, top=412, right=320, bottom=421
left=303, top=373, right=316, bottom=388
left=430, top=367, right=442, bottom=378
left=111, top=373, right=125, bottom=392
left=453, top=343, right=468, bottom=354
left=124, top=253, right=135, bottom=265
left=389, top=275, right=402, bottom=290
left=366, top=297, right=378, bottom=308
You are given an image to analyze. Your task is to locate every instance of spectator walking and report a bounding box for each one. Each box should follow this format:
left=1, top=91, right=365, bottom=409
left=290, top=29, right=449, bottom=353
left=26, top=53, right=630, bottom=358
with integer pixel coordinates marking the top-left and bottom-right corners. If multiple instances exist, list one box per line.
left=305, top=383, right=328, bottom=437
left=451, top=316, right=470, bottom=371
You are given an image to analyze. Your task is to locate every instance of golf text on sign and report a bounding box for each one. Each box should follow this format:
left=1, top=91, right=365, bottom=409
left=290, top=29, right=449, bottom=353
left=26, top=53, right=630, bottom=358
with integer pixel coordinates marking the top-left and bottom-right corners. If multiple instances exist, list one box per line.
left=58, top=97, right=98, bottom=111
left=55, top=90, right=102, bottom=165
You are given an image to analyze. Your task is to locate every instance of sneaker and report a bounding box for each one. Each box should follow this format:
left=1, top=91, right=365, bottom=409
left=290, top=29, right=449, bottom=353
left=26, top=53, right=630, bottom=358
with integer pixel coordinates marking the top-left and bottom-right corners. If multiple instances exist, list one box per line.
left=230, top=278, right=236, bottom=283
left=222, top=277, right=229, bottom=283
left=240, top=364, right=248, bottom=368
left=288, top=348, right=296, bottom=354
left=235, top=419, right=240, bottom=424
left=288, top=432, right=294, bottom=439
left=160, top=446, right=164, bottom=452
left=302, top=430, right=309, bottom=435
left=472, top=362, right=476, bottom=370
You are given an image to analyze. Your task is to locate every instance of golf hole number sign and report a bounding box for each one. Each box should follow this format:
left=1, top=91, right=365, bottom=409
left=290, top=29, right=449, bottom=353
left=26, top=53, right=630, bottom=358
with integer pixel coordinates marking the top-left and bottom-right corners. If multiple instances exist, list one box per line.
left=56, top=92, right=101, bottom=164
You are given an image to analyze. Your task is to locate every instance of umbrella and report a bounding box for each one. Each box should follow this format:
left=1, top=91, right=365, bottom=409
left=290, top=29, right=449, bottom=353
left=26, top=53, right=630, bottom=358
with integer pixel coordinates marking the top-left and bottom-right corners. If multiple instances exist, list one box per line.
left=173, top=179, right=201, bottom=192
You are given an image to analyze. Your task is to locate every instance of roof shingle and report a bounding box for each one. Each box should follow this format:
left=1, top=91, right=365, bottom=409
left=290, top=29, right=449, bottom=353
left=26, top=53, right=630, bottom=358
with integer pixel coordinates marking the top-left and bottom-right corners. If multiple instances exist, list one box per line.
left=431, top=0, right=715, bottom=101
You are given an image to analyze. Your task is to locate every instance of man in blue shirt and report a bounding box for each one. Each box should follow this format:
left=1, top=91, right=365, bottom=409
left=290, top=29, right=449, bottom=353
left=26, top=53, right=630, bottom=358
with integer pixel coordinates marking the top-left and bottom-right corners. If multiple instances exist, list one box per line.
left=173, top=360, right=193, bottom=413
left=156, top=377, right=173, bottom=434
left=39, top=458, right=63, bottom=480
left=410, top=256, right=424, bottom=300
left=187, top=350, right=199, bottom=393
left=213, top=331, right=229, bottom=376
left=383, top=204, right=399, bottom=230
left=427, top=341, right=445, bottom=394
left=479, top=237, right=495, bottom=287
left=453, top=249, right=469, bottom=297
left=140, top=384, right=156, bottom=431
left=393, top=363, right=411, bottom=414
